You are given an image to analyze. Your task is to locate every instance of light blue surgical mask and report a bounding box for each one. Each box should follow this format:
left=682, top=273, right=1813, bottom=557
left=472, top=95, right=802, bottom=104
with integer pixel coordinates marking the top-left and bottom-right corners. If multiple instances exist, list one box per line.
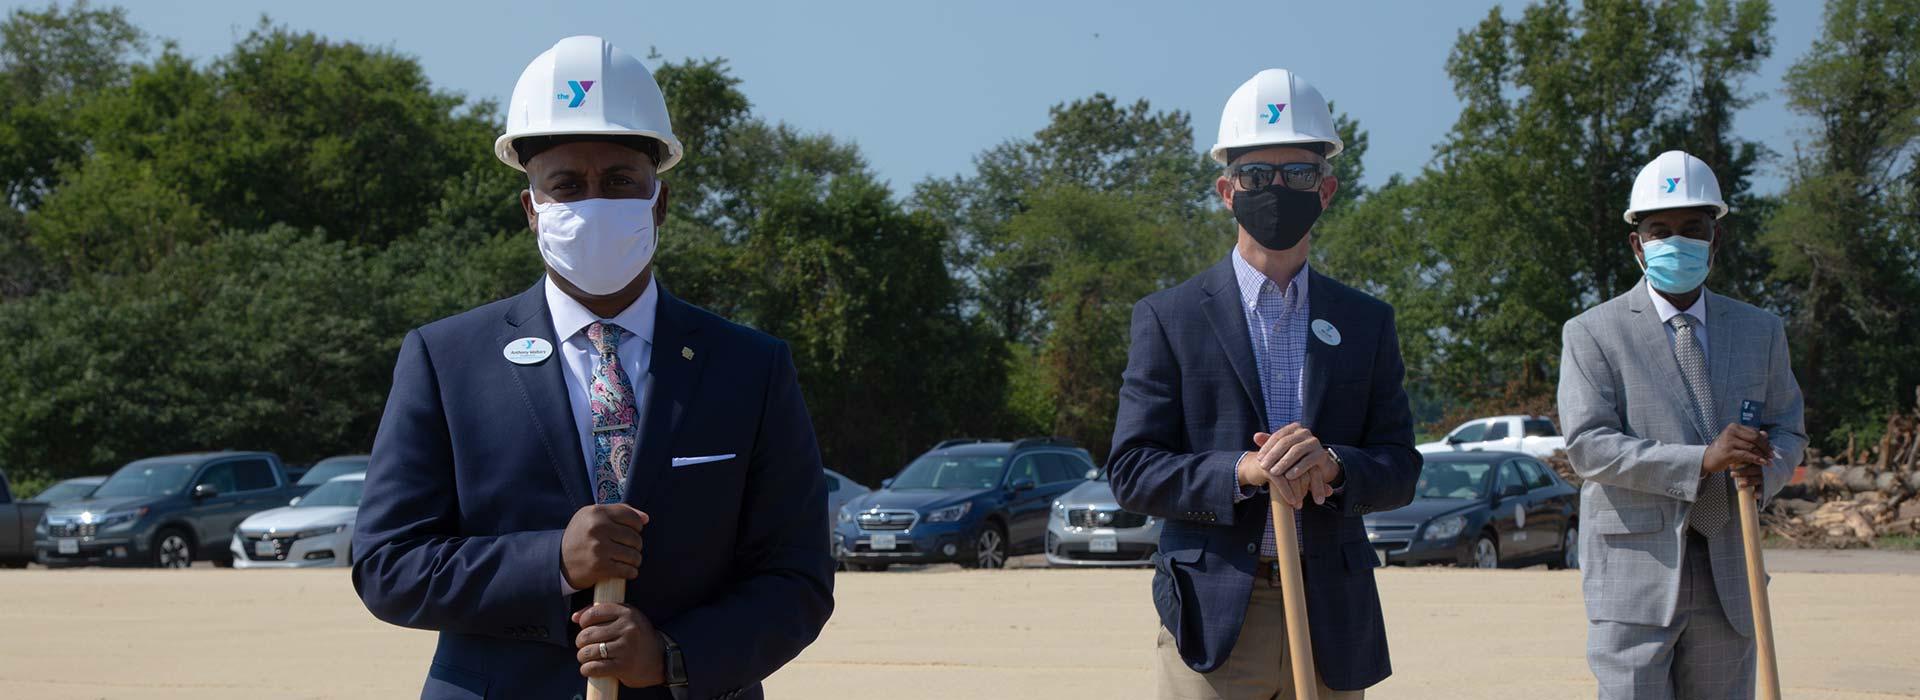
left=1637, top=235, right=1713, bottom=294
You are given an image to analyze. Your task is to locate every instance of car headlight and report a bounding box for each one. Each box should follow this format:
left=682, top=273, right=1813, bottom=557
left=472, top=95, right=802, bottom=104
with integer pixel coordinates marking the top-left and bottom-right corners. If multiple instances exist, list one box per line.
left=98, top=507, right=149, bottom=531
left=295, top=524, right=350, bottom=538
left=1423, top=515, right=1467, bottom=541
left=1050, top=501, right=1066, bottom=520
left=924, top=503, right=972, bottom=523
left=837, top=506, right=854, bottom=524
left=34, top=516, right=48, bottom=536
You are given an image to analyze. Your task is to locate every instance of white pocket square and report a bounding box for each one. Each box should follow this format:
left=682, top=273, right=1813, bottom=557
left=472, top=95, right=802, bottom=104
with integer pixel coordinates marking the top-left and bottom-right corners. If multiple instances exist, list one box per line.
left=671, top=454, right=736, bottom=468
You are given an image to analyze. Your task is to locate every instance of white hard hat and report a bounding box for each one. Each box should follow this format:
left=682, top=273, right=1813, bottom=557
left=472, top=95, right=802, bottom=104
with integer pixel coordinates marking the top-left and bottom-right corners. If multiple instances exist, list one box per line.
left=1624, top=150, right=1727, bottom=224
left=1210, top=69, right=1344, bottom=164
left=495, top=36, right=684, bottom=173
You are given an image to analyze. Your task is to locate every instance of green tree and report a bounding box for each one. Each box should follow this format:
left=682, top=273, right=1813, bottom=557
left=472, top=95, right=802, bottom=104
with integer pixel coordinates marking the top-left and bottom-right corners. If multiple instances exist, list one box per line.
left=1319, top=0, right=1777, bottom=424
left=1761, top=0, right=1920, bottom=444
left=0, top=0, right=146, bottom=210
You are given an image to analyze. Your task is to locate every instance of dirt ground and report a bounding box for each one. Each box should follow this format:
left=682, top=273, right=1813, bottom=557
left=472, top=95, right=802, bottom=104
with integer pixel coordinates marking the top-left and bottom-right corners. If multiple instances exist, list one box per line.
left=1, top=554, right=1916, bottom=699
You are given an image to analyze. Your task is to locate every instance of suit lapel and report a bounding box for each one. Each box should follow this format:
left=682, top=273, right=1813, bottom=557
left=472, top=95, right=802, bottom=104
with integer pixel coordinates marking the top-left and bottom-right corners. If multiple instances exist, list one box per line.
left=1199, top=258, right=1268, bottom=428
left=1705, top=290, right=1737, bottom=427
left=1626, top=281, right=1706, bottom=442
left=625, top=289, right=706, bottom=511
left=500, top=283, right=593, bottom=507
left=1301, top=271, right=1338, bottom=433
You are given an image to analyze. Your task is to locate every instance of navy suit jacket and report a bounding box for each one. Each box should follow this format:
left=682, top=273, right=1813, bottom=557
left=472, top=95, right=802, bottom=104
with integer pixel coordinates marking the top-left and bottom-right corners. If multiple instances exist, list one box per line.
left=1107, top=257, right=1420, bottom=690
left=352, top=281, right=834, bottom=700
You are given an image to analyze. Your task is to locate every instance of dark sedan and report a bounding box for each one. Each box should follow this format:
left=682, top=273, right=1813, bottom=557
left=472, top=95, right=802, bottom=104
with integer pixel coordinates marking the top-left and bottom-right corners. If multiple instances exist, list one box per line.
left=833, top=438, right=1093, bottom=570
left=1363, top=451, right=1579, bottom=569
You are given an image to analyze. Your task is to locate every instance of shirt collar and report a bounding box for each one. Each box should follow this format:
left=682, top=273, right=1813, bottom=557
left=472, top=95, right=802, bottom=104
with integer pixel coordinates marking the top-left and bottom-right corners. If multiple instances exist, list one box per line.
left=1230, top=248, right=1310, bottom=313
left=544, top=274, right=659, bottom=349
left=1646, top=280, right=1707, bottom=328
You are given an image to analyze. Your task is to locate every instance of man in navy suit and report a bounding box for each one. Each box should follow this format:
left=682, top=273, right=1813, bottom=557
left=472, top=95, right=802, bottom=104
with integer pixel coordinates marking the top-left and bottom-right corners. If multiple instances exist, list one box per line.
left=1109, top=69, right=1421, bottom=699
left=352, top=37, right=832, bottom=700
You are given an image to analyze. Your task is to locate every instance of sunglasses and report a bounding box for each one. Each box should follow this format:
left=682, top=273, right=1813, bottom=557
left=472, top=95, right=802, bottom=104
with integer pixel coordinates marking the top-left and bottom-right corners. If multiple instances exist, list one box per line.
left=1231, top=161, right=1328, bottom=192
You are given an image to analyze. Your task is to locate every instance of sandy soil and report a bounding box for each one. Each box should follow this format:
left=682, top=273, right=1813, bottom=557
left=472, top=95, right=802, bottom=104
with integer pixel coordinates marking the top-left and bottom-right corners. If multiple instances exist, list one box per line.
left=0, top=556, right=1914, bottom=699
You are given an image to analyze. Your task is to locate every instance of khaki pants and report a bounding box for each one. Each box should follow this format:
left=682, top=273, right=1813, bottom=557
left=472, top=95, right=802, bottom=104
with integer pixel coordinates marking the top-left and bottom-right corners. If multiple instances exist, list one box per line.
left=1155, top=582, right=1364, bottom=700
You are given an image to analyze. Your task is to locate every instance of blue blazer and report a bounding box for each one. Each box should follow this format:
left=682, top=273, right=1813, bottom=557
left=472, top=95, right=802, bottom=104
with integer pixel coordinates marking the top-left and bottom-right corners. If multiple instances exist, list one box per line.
left=352, top=281, right=834, bottom=700
left=1107, top=257, right=1420, bottom=690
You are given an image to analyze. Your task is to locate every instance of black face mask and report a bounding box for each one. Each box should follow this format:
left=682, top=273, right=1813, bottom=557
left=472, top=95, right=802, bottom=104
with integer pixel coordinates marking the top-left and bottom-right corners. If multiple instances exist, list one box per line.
left=1231, top=185, right=1322, bottom=251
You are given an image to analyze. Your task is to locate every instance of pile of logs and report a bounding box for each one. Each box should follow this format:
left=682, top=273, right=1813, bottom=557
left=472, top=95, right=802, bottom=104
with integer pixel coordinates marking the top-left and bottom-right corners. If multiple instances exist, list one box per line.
left=1764, top=387, right=1920, bottom=547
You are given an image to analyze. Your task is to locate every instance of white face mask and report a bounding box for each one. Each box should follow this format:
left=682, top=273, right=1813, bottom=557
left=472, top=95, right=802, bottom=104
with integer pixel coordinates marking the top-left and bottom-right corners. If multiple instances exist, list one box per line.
left=531, top=182, right=660, bottom=295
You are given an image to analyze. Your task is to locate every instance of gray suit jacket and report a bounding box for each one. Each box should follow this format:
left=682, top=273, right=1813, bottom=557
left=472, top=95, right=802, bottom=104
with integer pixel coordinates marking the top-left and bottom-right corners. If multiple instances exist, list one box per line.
left=1557, top=280, right=1805, bottom=636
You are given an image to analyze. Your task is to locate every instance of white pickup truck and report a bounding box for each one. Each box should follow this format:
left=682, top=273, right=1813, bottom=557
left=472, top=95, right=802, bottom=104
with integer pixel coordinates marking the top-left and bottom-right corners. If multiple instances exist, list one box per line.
left=1417, top=415, right=1567, bottom=458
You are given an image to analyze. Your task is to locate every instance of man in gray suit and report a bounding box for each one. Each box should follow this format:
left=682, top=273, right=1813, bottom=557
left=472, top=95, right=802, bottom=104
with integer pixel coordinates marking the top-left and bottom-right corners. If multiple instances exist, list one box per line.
left=1558, top=150, right=1806, bottom=700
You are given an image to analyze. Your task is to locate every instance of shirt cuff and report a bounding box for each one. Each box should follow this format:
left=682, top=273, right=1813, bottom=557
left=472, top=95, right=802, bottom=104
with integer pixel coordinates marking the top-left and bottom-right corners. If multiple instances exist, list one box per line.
left=1232, top=452, right=1265, bottom=503
left=562, top=571, right=580, bottom=596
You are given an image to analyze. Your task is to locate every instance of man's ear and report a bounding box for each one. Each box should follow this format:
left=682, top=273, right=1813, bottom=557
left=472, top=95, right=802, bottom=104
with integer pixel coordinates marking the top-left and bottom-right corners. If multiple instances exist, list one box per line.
left=521, top=189, right=538, bottom=233
left=1215, top=175, right=1235, bottom=210
left=1319, top=174, right=1340, bottom=210
left=654, top=180, right=671, bottom=227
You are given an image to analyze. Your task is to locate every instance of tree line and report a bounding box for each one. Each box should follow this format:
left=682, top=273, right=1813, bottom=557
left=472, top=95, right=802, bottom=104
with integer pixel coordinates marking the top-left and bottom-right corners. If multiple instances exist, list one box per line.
left=0, top=0, right=1914, bottom=490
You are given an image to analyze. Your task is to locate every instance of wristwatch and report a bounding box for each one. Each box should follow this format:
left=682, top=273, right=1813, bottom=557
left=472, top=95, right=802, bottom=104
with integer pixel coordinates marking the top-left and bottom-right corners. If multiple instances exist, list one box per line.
left=660, top=631, right=688, bottom=689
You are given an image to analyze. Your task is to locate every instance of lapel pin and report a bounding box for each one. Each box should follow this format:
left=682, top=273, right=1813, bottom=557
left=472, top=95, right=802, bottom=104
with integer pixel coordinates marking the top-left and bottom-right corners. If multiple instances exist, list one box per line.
left=682, top=346, right=695, bottom=360
left=502, top=337, right=554, bottom=365
left=1311, top=319, right=1342, bottom=346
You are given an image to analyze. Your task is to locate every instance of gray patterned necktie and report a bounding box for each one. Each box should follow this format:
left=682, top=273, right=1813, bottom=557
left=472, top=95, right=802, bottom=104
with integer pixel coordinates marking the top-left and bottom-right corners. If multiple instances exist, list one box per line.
left=1670, top=314, right=1730, bottom=535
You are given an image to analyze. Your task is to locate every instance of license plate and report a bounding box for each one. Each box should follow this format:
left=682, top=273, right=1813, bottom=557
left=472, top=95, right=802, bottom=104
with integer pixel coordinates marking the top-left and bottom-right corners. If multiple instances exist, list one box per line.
left=57, top=538, right=78, bottom=554
left=1375, top=547, right=1390, bottom=567
left=254, top=540, right=277, bottom=557
left=1089, top=535, right=1118, bottom=553
left=869, top=533, right=896, bottom=551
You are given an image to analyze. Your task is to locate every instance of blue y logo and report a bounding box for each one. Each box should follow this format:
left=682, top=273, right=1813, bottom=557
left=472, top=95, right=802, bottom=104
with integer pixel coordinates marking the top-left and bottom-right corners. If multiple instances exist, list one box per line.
left=1263, top=103, right=1287, bottom=124
left=1664, top=177, right=1681, bottom=193
left=554, top=80, right=596, bottom=108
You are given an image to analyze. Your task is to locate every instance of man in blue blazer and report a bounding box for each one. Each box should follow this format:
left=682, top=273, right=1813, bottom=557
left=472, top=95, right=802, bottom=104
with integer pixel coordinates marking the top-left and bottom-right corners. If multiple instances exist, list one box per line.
left=352, top=37, right=832, bottom=700
left=1109, top=69, right=1421, bottom=699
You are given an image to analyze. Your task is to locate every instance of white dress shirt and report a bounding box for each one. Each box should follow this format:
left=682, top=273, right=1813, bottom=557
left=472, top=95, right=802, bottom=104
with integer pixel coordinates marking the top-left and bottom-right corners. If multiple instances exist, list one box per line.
left=544, top=275, right=658, bottom=496
left=1647, top=281, right=1708, bottom=358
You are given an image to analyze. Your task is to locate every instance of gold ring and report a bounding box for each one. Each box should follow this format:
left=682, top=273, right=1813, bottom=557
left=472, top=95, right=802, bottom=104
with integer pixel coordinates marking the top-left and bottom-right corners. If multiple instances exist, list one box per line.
left=598, top=642, right=608, bottom=660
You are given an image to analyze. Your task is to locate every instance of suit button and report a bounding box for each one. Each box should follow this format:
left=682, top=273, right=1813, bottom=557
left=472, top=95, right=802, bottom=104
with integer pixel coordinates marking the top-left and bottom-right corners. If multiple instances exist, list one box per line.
left=1246, top=543, right=1256, bottom=553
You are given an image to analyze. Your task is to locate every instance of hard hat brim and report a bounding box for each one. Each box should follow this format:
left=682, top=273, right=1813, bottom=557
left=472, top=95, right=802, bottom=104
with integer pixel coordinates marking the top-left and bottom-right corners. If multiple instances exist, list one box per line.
left=1209, top=136, right=1345, bottom=165
left=1622, top=201, right=1729, bottom=224
left=495, top=128, right=685, bottom=174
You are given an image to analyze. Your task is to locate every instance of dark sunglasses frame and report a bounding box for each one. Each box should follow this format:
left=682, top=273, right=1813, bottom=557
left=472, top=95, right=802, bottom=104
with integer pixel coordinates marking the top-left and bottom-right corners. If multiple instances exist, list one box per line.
left=1231, top=161, right=1329, bottom=192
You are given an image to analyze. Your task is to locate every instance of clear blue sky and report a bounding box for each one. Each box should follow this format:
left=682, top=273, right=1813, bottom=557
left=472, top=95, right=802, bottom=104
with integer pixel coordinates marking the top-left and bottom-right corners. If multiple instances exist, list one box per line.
left=57, top=0, right=1825, bottom=195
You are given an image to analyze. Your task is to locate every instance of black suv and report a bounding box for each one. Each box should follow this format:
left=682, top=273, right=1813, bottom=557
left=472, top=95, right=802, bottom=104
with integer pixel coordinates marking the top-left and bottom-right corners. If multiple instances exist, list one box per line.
left=832, top=438, right=1095, bottom=570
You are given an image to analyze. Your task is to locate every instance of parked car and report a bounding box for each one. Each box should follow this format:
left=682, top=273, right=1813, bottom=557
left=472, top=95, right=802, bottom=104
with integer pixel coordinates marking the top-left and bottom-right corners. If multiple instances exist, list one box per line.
left=0, top=469, right=53, bottom=568
left=1363, top=451, right=1579, bottom=570
left=1045, top=468, right=1159, bottom=567
left=292, top=455, right=370, bottom=497
left=37, top=452, right=298, bottom=568
left=231, top=472, right=364, bottom=568
left=1417, top=415, right=1567, bottom=458
left=33, top=476, right=106, bottom=505
left=833, top=438, right=1093, bottom=570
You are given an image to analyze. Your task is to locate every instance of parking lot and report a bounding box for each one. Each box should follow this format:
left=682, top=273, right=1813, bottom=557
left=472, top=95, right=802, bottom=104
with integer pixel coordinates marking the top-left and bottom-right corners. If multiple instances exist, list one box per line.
left=1, top=553, right=1916, bottom=699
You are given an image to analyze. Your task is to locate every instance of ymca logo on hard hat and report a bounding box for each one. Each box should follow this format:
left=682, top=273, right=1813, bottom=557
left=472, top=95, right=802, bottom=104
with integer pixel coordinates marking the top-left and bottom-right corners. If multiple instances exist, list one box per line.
left=1624, top=150, right=1728, bottom=223
left=495, top=35, right=685, bottom=173
left=1212, top=69, right=1343, bottom=164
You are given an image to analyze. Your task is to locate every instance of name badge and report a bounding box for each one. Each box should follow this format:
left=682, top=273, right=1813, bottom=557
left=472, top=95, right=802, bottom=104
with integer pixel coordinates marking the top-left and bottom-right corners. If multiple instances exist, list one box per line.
left=1311, top=319, right=1342, bottom=346
left=503, top=337, right=554, bottom=365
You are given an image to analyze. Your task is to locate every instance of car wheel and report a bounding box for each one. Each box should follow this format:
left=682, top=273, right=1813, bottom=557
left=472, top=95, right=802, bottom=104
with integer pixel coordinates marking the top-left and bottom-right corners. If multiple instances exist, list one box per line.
left=857, top=563, right=891, bottom=572
left=1471, top=534, right=1499, bottom=570
left=153, top=529, right=194, bottom=569
left=0, top=558, right=27, bottom=569
left=966, top=523, right=1008, bottom=570
left=1549, top=524, right=1579, bottom=570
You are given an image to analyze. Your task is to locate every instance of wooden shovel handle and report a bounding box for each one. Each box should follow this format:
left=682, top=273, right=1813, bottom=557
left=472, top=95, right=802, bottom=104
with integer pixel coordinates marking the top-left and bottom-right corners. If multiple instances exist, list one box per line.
left=1269, top=491, right=1317, bottom=700
left=1736, top=483, right=1781, bottom=700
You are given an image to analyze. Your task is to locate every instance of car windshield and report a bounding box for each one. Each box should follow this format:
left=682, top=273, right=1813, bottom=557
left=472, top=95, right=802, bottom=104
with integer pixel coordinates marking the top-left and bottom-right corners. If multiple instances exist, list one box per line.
left=889, top=455, right=1006, bottom=490
left=93, top=461, right=197, bottom=498
left=299, top=459, right=369, bottom=485
left=297, top=479, right=364, bottom=507
left=33, top=481, right=97, bottom=503
left=1415, top=460, right=1496, bottom=500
